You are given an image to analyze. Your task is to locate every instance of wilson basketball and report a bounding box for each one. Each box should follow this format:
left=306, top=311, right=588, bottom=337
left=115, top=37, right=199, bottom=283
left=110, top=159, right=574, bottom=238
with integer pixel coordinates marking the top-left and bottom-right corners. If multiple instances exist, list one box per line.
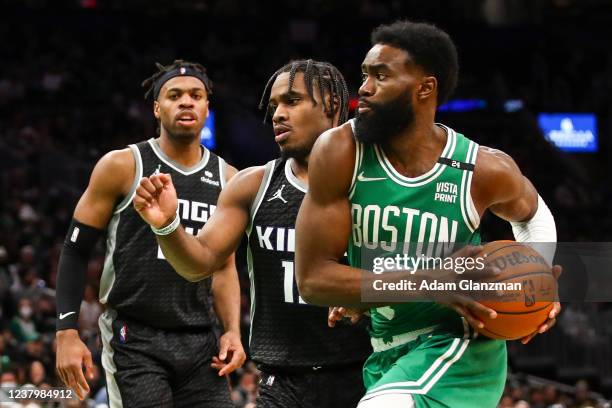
left=474, top=241, right=556, bottom=340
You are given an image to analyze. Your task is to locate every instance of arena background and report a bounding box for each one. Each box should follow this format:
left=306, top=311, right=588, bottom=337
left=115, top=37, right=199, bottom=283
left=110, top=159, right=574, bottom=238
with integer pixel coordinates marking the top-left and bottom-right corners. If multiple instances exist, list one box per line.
left=0, top=0, right=611, bottom=407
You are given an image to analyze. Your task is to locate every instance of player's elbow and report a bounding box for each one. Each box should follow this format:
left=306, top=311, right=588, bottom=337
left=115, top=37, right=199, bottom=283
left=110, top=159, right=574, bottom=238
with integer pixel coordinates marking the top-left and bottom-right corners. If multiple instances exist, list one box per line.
left=295, top=265, right=326, bottom=306
left=176, top=264, right=214, bottom=282
left=297, top=277, right=322, bottom=305
left=182, top=271, right=209, bottom=283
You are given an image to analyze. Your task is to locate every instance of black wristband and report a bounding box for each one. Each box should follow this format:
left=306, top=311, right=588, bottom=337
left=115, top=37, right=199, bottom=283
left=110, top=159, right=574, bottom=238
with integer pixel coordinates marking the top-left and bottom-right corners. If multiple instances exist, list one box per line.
left=56, top=219, right=104, bottom=330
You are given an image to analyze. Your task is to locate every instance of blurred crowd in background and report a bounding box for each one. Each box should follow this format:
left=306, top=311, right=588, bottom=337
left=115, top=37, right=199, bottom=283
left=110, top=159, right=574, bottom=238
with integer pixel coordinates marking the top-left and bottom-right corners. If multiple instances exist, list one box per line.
left=1, top=0, right=611, bottom=407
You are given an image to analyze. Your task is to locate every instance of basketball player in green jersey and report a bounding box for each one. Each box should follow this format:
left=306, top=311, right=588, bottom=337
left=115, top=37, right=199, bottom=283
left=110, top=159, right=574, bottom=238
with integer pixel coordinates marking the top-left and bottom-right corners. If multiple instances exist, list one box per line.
left=295, top=21, right=561, bottom=407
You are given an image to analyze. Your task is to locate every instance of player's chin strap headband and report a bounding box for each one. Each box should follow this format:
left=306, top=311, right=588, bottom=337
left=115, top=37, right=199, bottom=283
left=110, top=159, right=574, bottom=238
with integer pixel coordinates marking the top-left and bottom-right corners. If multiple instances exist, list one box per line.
left=153, top=66, right=212, bottom=100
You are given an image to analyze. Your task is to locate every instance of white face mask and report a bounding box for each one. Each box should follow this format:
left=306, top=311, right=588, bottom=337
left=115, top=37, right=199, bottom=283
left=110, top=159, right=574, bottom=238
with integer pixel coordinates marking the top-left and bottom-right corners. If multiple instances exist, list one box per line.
left=19, top=306, right=33, bottom=319
left=1, top=381, right=17, bottom=387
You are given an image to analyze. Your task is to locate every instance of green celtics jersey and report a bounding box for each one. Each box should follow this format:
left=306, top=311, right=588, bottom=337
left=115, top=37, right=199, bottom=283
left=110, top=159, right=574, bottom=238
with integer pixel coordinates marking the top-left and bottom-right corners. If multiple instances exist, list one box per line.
left=348, top=122, right=481, bottom=339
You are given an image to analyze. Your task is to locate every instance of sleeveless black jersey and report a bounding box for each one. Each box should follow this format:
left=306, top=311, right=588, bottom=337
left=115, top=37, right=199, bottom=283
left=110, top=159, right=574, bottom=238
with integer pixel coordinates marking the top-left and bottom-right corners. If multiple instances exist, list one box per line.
left=247, top=159, right=372, bottom=367
left=99, top=138, right=227, bottom=329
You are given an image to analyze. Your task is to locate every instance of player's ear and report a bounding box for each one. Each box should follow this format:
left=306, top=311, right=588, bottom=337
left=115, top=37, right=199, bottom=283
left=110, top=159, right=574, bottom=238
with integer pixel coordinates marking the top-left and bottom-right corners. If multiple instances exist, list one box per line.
left=417, top=76, right=437, bottom=101
left=326, top=94, right=341, bottom=125
left=153, top=100, right=161, bottom=120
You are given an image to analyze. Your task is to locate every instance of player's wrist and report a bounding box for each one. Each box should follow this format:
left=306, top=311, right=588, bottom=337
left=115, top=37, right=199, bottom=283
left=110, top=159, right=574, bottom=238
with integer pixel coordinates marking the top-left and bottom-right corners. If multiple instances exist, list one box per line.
left=152, top=210, right=180, bottom=235
left=56, top=328, right=80, bottom=339
left=222, top=327, right=241, bottom=337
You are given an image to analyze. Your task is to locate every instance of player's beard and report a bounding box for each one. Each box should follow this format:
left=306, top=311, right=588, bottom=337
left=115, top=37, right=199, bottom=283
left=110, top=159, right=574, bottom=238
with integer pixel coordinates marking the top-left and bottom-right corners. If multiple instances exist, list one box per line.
left=163, top=123, right=200, bottom=143
left=280, top=143, right=310, bottom=161
left=278, top=135, right=315, bottom=162
left=354, top=93, right=414, bottom=144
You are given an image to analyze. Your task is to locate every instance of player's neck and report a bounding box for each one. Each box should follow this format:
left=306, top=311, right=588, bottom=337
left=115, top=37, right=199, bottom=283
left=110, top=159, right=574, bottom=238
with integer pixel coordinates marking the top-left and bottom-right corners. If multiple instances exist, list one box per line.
left=381, top=119, right=447, bottom=178
left=157, top=133, right=203, bottom=167
left=289, top=157, right=309, bottom=188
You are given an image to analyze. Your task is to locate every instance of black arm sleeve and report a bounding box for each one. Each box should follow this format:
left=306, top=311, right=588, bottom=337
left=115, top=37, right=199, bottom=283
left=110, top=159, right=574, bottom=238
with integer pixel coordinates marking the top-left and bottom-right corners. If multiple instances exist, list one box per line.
left=56, top=219, right=104, bottom=331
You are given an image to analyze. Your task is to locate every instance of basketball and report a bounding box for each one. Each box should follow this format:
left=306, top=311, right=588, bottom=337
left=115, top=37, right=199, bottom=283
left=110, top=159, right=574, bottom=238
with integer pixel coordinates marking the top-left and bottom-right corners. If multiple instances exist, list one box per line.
left=474, top=241, right=557, bottom=340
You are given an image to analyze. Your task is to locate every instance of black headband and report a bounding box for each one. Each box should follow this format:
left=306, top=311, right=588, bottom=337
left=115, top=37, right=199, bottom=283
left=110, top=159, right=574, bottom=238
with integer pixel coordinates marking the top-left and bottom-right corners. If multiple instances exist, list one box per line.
left=153, top=66, right=211, bottom=100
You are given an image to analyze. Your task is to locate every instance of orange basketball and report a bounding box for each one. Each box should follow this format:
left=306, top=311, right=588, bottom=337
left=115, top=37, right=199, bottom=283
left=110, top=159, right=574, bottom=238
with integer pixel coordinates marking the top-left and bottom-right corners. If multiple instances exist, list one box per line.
left=473, top=240, right=556, bottom=340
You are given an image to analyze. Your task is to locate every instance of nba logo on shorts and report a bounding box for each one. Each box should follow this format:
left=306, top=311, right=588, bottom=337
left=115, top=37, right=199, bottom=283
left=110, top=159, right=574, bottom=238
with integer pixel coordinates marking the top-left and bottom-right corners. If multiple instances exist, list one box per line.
left=119, top=324, right=128, bottom=343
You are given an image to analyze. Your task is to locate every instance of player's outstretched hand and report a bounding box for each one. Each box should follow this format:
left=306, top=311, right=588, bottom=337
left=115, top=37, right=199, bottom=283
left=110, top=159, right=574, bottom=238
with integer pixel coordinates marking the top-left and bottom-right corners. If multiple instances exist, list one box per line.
left=211, top=331, right=246, bottom=376
left=56, top=329, right=94, bottom=401
left=328, top=307, right=364, bottom=327
left=521, top=264, right=563, bottom=344
left=133, top=173, right=178, bottom=229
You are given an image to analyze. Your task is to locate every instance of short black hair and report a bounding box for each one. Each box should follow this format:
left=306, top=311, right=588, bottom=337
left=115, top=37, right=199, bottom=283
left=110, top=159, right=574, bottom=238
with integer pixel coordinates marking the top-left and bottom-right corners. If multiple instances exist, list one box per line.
left=258, top=59, right=349, bottom=124
left=141, top=59, right=213, bottom=100
left=371, top=20, right=458, bottom=105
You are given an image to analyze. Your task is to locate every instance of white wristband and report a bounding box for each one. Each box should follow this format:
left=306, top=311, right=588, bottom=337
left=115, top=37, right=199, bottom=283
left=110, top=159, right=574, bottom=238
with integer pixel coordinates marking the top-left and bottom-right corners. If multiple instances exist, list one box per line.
left=510, top=194, right=557, bottom=265
left=151, top=212, right=180, bottom=236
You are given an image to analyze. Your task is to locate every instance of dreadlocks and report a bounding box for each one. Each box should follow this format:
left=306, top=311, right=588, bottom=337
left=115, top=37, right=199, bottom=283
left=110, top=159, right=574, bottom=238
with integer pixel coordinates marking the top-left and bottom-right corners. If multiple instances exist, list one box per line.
left=258, top=59, right=349, bottom=125
left=141, top=59, right=213, bottom=100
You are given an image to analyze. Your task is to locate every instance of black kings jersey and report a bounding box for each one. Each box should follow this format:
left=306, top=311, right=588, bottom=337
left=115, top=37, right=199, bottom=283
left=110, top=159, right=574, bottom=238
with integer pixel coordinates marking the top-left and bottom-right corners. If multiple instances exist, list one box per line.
left=247, top=159, right=372, bottom=367
left=99, top=138, right=228, bottom=329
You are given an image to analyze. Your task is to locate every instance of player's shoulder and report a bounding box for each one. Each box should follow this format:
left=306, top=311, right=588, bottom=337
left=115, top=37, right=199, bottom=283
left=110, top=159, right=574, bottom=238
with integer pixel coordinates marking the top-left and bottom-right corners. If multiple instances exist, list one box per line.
left=309, top=122, right=356, bottom=195
left=233, top=164, right=267, bottom=184
left=472, top=145, right=524, bottom=204
left=222, top=164, right=267, bottom=206
left=89, top=148, right=135, bottom=192
left=94, top=148, right=136, bottom=182
left=312, top=121, right=356, bottom=161
left=96, top=147, right=134, bottom=174
left=311, top=121, right=356, bottom=176
left=474, top=145, right=521, bottom=182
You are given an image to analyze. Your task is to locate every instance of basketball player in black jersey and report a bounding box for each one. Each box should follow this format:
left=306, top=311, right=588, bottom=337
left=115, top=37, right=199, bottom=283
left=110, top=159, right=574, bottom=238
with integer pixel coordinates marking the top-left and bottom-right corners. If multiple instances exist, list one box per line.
left=55, top=60, right=245, bottom=407
left=134, top=59, right=372, bottom=407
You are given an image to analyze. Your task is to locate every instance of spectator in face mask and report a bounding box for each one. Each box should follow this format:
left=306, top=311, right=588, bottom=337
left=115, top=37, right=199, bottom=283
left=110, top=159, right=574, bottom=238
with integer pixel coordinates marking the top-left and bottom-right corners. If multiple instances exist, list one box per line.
left=9, top=298, right=40, bottom=342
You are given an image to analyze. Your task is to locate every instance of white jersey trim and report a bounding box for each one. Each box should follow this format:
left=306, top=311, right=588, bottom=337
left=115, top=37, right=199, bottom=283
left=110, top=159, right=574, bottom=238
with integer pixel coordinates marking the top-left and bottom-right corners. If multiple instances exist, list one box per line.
left=99, top=213, right=120, bottom=304
left=247, top=244, right=256, bottom=346
left=348, top=119, right=363, bottom=200
left=247, top=160, right=276, bottom=237
left=245, top=161, right=275, bottom=346
left=99, top=309, right=123, bottom=408
left=459, top=141, right=480, bottom=232
left=147, top=138, right=210, bottom=175
left=114, top=144, right=143, bottom=214
left=358, top=392, right=415, bottom=407
left=284, top=159, right=307, bottom=193
left=375, top=126, right=457, bottom=188
left=466, top=143, right=480, bottom=229
left=364, top=338, right=470, bottom=397
left=219, top=157, right=227, bottom=190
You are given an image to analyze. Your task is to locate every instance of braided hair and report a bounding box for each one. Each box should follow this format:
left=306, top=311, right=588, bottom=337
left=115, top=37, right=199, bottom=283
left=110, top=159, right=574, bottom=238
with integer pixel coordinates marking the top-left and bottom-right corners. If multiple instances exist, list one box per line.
left=258, top=59, right=349, bottom=124
left=141, top=59, right=213, bottom=100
